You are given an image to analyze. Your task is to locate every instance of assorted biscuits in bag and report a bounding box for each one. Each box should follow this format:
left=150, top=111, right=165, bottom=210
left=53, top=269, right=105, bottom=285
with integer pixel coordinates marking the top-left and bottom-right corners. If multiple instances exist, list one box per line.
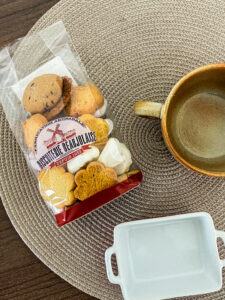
left=0, top=21, right=142, bottom=226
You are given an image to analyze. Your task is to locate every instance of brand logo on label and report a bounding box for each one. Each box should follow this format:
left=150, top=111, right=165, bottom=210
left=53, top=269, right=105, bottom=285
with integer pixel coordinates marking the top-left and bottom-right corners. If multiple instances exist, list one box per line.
left=34, top=117, right=96, bottom=169
left=44, top=124, right=76, bottom=149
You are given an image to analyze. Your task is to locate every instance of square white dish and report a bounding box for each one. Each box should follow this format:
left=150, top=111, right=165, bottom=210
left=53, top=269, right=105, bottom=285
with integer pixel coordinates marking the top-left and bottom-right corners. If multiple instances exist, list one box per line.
left=105, top=212, right=225, bottom=300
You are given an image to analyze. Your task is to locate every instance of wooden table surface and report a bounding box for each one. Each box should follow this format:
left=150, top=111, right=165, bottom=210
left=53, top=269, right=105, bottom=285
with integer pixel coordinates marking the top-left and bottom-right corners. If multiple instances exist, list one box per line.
left=0, top=1, right=97, bottom=299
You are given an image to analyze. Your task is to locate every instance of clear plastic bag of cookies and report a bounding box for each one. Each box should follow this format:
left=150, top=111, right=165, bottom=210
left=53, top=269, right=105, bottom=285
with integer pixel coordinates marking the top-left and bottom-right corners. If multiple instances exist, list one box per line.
left=0, top=21, right=142, bottom=226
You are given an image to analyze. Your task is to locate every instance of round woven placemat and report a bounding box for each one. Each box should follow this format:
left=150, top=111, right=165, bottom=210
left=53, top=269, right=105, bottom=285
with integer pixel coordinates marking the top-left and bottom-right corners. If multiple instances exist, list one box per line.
left=1, top=0, right=225, bottom=299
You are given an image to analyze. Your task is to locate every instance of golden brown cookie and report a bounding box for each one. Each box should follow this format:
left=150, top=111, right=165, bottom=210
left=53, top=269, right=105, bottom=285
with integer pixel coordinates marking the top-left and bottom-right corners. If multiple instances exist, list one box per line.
left=66, top=84, right=102, bottom=117
left=38, top=167, right=75, bottom=209
left=43, top=76, right=72, bottom=120
left=74, top=162, right=117, bottom=201
left=23, top=74, right=63, bottom=114
left=78, top=114, right=109, bottom=148
left=66, top=86, right=97, bottom=117
left=88, top=83, right=104, bottom=108
left=22, top=114, right=48, bottom=150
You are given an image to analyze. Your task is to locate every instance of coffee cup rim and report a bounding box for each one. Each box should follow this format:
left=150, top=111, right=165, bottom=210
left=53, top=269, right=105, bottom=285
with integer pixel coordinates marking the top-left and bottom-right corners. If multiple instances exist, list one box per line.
left=161, top=63, right=225, bottom=177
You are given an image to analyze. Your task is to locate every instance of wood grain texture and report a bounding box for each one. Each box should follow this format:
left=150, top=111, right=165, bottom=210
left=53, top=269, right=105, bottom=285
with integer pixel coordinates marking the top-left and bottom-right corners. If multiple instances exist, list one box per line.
left=0, top=1, right=97, bottom=299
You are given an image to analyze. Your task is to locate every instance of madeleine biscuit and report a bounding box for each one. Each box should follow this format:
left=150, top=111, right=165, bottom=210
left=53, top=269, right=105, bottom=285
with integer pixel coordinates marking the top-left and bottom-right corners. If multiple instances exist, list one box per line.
left=23, top=74, right=63, bottom=114
left=22, top=114, right=48, bottom=150
left=38, top=167, right=75, bottom=209
left=74, top=162, right=117, bottom=201
left=78, top=114, right=109, bottom=148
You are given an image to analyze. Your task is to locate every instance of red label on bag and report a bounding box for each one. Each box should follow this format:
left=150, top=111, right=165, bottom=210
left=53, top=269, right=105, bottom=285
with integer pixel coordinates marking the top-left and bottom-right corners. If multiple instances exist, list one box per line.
left=34, top=117, right=96, bottom=170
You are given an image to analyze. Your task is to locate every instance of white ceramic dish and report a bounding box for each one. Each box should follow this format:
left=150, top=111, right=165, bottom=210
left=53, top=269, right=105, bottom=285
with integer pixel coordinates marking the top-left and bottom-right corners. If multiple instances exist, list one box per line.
left=105, top=212, right=225, bottom=300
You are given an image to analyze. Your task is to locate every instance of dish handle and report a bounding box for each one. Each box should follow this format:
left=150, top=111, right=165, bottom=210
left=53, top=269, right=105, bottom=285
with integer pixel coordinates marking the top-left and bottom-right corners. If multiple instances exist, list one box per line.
left=216, top=230, right=225, bottom=267
left=105, top=246, right=120, bottom=284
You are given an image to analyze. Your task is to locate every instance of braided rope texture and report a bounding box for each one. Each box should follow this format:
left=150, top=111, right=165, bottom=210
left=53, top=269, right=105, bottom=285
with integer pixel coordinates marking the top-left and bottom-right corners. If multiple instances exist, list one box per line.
left=0, top=0, right=225, bottom=299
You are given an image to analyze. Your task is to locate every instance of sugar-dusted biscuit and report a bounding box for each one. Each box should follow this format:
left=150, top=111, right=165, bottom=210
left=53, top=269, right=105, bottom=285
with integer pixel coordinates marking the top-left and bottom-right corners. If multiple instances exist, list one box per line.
left=74, top=162, right=117, bottom=201
left=22, top=114, right=48, bottom=150
left=78, top=114, right=109, bottom=149
left=43, top=76, right=72, bottom=120
left=38, top=167, right=75, bottom=209
left=23, top=74, right=63, bottom=114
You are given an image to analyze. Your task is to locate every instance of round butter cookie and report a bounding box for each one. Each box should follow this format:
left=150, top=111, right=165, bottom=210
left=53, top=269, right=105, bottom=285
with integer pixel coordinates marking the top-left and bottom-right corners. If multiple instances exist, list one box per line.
left=23, top=74, right=63, bottom=114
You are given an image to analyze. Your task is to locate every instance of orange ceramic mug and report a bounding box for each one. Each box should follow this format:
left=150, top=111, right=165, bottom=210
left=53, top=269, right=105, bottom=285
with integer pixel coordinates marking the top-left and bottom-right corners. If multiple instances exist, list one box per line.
left=135, top=64, right=225, bottom=177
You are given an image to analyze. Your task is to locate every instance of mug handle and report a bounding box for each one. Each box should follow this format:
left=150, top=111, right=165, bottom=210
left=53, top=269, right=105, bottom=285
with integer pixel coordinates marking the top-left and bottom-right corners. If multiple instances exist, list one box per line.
left=105, top=246, right=120, bottom=284
left=135, top=101, right=164, bottom=119
left=216, top=231, right=225, bottom=267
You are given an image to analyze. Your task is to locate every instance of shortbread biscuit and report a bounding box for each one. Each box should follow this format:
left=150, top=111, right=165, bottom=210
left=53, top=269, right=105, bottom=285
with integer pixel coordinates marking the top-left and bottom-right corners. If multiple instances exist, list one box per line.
left=78, top=114, right=109, bottom=148
left=38, top=167, right=75, bottom=209
left=22, top=114, right=48, bottom=150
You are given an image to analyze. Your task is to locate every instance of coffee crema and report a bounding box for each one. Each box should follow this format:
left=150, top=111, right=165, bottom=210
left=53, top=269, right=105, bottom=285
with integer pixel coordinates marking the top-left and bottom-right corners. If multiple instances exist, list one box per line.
left=176, top=92, right=225, bottom=159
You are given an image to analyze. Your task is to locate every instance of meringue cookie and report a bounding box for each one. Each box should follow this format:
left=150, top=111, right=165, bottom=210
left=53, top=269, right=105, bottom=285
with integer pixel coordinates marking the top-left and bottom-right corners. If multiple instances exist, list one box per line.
left=98, top=138, right=123, bottom=168
left=67, top=146, right=100, bottom=173
left=114, top=142, right=132, bottom=175
left=98, top=138, right=132, bottom=175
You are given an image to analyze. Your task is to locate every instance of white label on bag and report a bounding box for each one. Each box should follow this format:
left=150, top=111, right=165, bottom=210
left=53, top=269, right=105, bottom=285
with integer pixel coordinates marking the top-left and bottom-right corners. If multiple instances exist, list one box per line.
left=34, top=117, right=96, bottom=169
